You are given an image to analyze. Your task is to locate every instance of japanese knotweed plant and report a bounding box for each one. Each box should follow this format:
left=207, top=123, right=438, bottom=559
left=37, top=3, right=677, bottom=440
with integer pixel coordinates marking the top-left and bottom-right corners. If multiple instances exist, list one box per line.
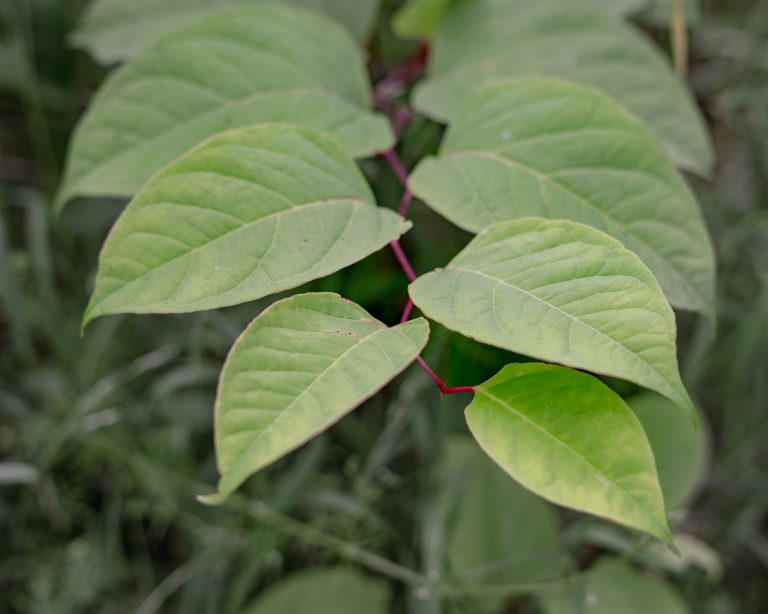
left=62, top=0, right=715, bottom=549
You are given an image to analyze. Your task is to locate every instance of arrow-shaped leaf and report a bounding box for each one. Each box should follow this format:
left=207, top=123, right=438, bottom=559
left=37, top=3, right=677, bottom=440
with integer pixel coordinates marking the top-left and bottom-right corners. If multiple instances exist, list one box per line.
left=201, top=293, right=429, bottom=504
left=84, top=125, right=408, bottom=324
left=467, top=363, right=672, bottom=545
left=409, top=217, right=694, bottom=416
left=59, top=4, right=391, bottom=208
left=410, top=78, right=715, bottom=317
left=413, top=0, right=712, bottom=175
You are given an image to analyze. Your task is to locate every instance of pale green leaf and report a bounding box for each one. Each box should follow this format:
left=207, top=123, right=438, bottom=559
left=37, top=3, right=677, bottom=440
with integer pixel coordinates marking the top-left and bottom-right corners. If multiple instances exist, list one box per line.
left=630, top=392, right=709, bottom=508
left=71, top=0, right=382, bottom=64
left=59, top=5, right=391, bottom=208
left=83, top=125, right=409, bottom=324
left=409, top=218, right=695, bottom=416
left=409, top=78, right=715, bottom=316
left=200, top=293, right=429, bottom=504
left=467, top=363, right=672, bottom=544
left=541, top=558, right=690, bottom=614
left=412, top=0, right=712, bottom=174
left=441, top=438, right=561, bottom=586
left=241, top=567, right=391, bottom=614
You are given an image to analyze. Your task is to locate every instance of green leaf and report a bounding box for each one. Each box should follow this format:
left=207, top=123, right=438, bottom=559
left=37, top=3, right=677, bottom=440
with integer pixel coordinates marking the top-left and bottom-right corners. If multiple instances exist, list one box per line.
left=71, top=0, right=382, bottom=64
left=200, top=293, right=428, bottom=504
left=412, top=0, right=712, bottom=175
left=441, top=438, right=561, bottom=585
left=409, top=217, right=694, bottom=416
left=409, top=78, right=715, bottom=317
left=393, top=0, right=643, bottom=40
left=83, top=125, right=409, bottom=325
left=630, top=393, right=709, bottom=508
left=58, top=4, right=391, bottom=208
left=467, top=363, right=672, bottom=544
left=241, top=567, right=391, bottom=614
left=541, top=558, right=690, bottom=614
left=392, top=0, right=452, bottom=39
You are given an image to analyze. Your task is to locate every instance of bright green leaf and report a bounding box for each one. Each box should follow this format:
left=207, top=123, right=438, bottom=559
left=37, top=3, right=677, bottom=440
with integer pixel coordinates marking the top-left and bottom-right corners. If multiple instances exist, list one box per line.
left=200, top=293, right=429, bottom=504
left=71, top=0, right=382, bottom=64
left=241, top=567, right=391, bottom=614
left=630, top=392, right=709, bottom=508
left=83, top=125, right=409, bottom=325
left=412, top=0, right=712, bottom=175
left=409, top=78, right=715, bottom=317
left=392, top=0, right=452, bottom=39
left=467, top=363, right=672, bottom=544
left=541, top=558, right=690, bottom=614
left=441, top=437, right=561, bottom=586
left=59, top=5, right=391, bottom=208
left=409, top=218, right=695, bottom=416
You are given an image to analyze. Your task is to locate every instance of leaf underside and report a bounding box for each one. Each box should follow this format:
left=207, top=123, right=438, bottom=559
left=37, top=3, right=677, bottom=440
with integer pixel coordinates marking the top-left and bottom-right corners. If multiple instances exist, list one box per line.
left=410, top=78, right=715, bottom=316
left=409, top=217, right=694, bottom=417
left=467, top=363, right=672, bottom=544
left=201, top=293, right=429, bottom=504
left=59, top=4, right=391, bottom=208
left=413, top=0, right=712, bottom=174
left=84, top=125, right=409, bottom=324
left=71, top=0, right=382, bottom=63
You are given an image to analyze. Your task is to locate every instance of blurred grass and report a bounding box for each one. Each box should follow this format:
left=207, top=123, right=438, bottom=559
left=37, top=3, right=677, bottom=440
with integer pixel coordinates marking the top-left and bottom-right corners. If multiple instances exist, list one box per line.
left=1, top=0, right=767, bottom=613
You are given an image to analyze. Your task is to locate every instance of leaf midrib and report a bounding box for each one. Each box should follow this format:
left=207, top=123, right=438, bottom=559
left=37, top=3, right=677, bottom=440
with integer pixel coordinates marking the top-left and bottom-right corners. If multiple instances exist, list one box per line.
left=219, top=322, right=416, bottom=489
left=475, top=386, right=663, bottom=533
left=92, top=197, right=377, bottom=310
left=443, top=150, right=705, bottom=308
left=447, top=265, right=675, bottom=400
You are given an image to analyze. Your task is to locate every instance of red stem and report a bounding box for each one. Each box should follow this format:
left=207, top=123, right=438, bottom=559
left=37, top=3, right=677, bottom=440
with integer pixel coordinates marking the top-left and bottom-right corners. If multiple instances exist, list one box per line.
left=377, top=80, right=474, bottom=396
left=389, top=240, right=417, bottom=283
left=416, top=357, right=475, bottom=394
left=399, top=299, right=414, bottom=323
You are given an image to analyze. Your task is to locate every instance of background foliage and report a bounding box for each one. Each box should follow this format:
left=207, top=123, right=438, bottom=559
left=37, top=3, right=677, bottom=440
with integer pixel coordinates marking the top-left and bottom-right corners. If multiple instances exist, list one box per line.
left=1, top=0, right=766, bottom=612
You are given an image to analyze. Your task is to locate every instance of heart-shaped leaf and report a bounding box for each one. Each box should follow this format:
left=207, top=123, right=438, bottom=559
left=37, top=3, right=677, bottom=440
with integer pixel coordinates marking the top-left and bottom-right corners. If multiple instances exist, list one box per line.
left=83, top=125, right=409, bottom=325
left=59, top=4, right=391, bottom=208
left=200, top=293, right=429, bottom=504
left=410, top=79, right=715, bottom=317
left=409, top=217, right=694, bottom=416
left=467, top=363, right=672, bottom=544
left=71, top=0, right=382, bottom=64
left=413, top=0, right=711, bottom=175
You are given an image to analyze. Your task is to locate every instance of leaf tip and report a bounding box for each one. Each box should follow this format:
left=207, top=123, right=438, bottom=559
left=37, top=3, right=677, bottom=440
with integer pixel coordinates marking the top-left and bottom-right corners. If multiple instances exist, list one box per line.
left=664, top=531, right=681, bottom=557
left=197, top=491, right=228, bottom=506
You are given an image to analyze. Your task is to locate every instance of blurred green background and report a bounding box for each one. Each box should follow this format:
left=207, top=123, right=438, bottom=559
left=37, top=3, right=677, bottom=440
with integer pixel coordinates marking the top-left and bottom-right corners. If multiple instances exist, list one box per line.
left=1, top=0, right=766, bottom=612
